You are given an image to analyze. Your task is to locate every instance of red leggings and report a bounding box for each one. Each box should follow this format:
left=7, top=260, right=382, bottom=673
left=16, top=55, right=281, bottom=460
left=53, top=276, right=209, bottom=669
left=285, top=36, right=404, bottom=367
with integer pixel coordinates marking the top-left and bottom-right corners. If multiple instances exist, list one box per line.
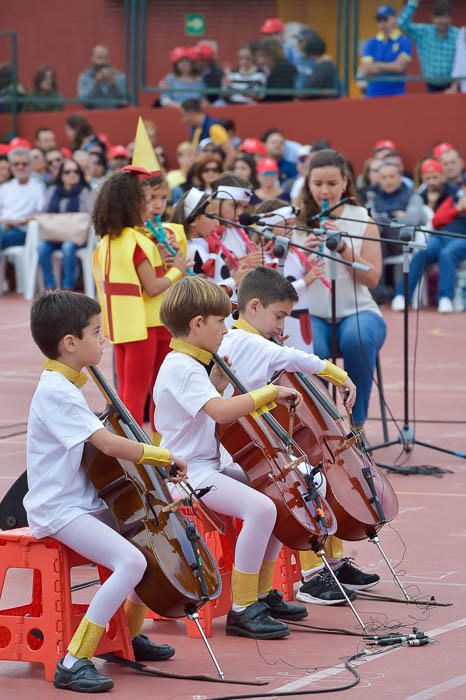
left=150, top=326, right=172, bottom=429
left=114, top=328, right=157, bottom=426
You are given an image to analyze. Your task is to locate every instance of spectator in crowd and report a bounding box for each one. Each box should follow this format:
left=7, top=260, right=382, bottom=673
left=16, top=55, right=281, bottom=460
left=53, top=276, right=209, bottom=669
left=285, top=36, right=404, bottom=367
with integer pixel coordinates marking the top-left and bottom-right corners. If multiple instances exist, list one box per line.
left=192, top=153, right=223, bottom=194
left=300, top=32, right=339, bottom=97
left=195, top=42, right=224, bottom=103
left=72, top=150, right=90, bottom=180
left=252, top=158, right=291, bottom=204
left=392, top=171, right=466, bottom=312
left=439, top=147, right=465, bottom=185
left=233, top=153, right=259, bottom=190
left=359, top=5, right=412, bottom=98
left=293, top=29, right=317, bottom=90
left=260, top=17, right=295, bottom=63
left=398, top=0, right=458, bottom=92
left=357, top=157, right=382, bottom=208
left=35, top=127, right=57, bottom=153
left=417, top=158, right=454, bottom=212
left=0, top=147, right=46, bottom=249
left=78, top=44, right=128, bottom=109
left=239, top=137, right=268, bottom=161
left=371, top=159, right=425, bottom=298
left=282, top=144, right=311, bottom=204
left=25, top=65, right=63, bottom=111
left=216, top=118, right=241, bottom=149
left=30, top=148, right=48, bottom=181
left=0, top=155, right=11, bottom=184
left=166, top=141, right=196, bottom=194
left=0, top=64, right=27, bottom=112
left=261, top=128, right=297, bottom=181
left=450, top=24, right=466, bottom=92
left=381, top=149, right=414, bottom=187
left=107, top=145, right=129, bottom=172
left=180, top=98, right=235, bottom=167
left=223, top=44, right=266, bottom=104
left=37, top=160, right=94, bottom=290
left=256, top=38, right=297, bottom=102
left=159, top=48, right=204, bottom=108
left=65, top=114, right=104, bottom=154
left=87, top=152, right=108, bottom=191
left=44, top=148, right=64, bottom=184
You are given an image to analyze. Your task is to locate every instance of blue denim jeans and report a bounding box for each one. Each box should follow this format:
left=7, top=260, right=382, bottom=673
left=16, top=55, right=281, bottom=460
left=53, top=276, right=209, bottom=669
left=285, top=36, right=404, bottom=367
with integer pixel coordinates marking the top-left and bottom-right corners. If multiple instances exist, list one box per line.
left=311, top=311, right=387, bottom=425
left=0, top=226, right=26, bottom=249
left=38, top=240, right=81, bottom=289
left=395, top=234, right=466, bottom=302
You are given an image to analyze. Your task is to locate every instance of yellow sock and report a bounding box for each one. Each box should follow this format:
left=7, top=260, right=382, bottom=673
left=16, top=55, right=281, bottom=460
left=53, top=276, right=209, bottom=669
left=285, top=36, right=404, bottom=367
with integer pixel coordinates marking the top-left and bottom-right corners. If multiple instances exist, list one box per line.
left=68, top=616, right=105, bottom=659
left=231, top=567, right=259, bottom=608
left=329, top=536, right=343, bottom=559
left=299, top=549, right=323, bottom=573
left=258, top=560, right=275, bottom=597
left=124, top=598, right=147, bottom=638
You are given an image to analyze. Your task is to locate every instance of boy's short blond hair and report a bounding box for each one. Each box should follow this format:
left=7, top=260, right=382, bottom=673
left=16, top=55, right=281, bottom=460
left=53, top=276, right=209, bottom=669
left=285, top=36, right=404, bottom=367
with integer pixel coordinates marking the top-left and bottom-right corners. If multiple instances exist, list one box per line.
left=160, top=277, right=231, bottom=336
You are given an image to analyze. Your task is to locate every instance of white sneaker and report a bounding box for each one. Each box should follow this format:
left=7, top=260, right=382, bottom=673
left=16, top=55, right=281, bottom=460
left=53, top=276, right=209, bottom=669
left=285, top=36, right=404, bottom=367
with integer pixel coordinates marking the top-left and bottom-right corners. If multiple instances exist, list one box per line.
left=438, top=297, right=454, bottom=313
left=391, top=295, right=405, bottom=311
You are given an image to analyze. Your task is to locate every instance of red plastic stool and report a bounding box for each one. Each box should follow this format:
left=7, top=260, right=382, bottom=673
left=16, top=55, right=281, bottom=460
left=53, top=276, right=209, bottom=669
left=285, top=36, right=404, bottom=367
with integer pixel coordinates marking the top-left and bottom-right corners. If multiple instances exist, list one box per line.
left=273, top=547, right=302, bottom=601
left=0, top=527, right=134, bottom=681
left=147, top=509, right=238, bottom=638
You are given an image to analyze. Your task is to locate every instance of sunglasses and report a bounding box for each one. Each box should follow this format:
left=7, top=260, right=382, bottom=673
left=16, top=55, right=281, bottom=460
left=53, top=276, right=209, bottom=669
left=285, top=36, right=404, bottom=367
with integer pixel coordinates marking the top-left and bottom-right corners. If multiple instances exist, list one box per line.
left=203, top=167, right=220, bottom=173
left=298, top=155, right=309, bottom=163
left=63, top=168, right=79, bottom=174
left=47, top=157, right=62, bottom=164
left=12, top=161, right=28, bottom=167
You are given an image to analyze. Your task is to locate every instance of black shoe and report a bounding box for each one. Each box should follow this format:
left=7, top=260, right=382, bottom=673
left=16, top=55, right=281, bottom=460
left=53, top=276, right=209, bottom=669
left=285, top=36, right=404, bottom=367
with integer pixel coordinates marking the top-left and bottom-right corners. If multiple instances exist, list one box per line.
left=262, top=589, right=308, bottom=621
left=296, top=570, right=357, bottom=605
left=132, top=633, right=175, bottom=661
left=333, top=558, right=380, bottom=591
left=226, top=601, right=290, bottom=639
left=54, top=658, right=114, bottom=692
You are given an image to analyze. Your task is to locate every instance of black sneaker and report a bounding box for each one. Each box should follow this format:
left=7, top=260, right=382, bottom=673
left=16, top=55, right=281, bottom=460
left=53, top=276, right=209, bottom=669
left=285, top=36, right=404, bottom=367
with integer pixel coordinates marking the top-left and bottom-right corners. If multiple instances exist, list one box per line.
left=226, top=601, right=290, bottom=639
left=333, top=558, right=380, bottom=591
left=132, top=633, right=175, bottom=661
left=54, top=658, right=114, bottom=692
left=262, top=589, right=308, bottom=621
left=296, top=570, right=357, bottom=605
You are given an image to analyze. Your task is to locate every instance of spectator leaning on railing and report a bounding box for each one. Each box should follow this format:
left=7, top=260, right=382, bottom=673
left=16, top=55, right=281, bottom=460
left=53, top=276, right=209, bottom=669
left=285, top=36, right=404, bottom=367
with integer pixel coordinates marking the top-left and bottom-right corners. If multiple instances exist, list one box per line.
left=359, top=5, right=412, bottom=98
left=398, top=0, right=458, bottom=92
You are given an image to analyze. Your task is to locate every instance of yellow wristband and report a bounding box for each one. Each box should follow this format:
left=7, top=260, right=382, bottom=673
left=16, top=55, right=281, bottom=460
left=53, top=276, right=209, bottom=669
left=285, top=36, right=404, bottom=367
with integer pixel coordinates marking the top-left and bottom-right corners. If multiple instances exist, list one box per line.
left=137, top=443, right=171, bottom=466
left=165, top=267, right=183, bottom=285
left=317, top=359, right=348, bottom=387
left=248, top=385, right=278, bottom=418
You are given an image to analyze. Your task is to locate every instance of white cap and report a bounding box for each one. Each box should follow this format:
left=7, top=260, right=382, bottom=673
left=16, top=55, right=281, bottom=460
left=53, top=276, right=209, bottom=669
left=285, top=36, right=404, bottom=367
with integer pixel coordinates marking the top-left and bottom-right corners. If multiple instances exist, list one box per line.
left=183, top=187, right=206, bottom=218
left=258, top=206, right=299, bottom=226
left=214, top=185, right=253, bottom=202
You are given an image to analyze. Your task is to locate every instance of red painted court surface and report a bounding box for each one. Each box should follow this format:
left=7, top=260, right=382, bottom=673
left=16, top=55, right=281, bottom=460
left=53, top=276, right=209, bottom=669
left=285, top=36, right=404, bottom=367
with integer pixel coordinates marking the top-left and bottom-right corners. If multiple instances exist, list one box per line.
left=1, top=294, right=466, bottom=700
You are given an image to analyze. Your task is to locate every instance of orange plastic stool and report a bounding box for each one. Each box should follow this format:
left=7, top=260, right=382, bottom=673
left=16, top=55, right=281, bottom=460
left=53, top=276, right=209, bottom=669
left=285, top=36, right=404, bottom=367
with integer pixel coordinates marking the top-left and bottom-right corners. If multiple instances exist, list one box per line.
left=147, top=509, right=238, bottom=638
left=273, top=547, right=302, bottom=601
left=0, top=527, right=134, bottom=681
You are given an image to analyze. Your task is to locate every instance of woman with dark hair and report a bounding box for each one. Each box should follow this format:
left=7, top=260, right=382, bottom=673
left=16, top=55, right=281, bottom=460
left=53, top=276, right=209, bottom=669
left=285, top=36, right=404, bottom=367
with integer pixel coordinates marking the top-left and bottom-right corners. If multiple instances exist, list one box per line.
left=25, top=65, right=63, bottom=111
left=255, top=38, right=297, bottom=102
left=65, top=114, right=100, bottom=152
left=233, top=153, right=259, bottom=189
left=159, top=48, right=204, bottom=108
left=37, top=159, right=94, bottom=290
left=88, top=151, right=108, bottom=191
left=192, top=152, right=223, bottom=193
left=299, top=148, right=386, bottom=429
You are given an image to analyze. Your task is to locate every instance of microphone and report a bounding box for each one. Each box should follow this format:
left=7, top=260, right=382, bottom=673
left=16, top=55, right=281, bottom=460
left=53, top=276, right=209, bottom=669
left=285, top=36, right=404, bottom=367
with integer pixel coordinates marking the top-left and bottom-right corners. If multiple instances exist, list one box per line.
left=307, top=197, right=351, bottom=224
left=238, top=212, right=262, bottom=226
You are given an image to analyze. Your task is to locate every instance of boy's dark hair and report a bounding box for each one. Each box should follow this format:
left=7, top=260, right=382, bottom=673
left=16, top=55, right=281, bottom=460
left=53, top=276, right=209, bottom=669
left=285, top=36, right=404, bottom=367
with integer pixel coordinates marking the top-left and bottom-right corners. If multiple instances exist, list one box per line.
left=181, top=98, right=203, bottom=113
left=92, top=171, right=145, bottom=237
left=433, top=1, right=451, bottom=16
left=255, top=197, right=289, bottom=215
left=237, top=266, right=298, bottom=311
left=31, top=291, right=101, bottom=359
left=260, top=128, right=283, bottom=143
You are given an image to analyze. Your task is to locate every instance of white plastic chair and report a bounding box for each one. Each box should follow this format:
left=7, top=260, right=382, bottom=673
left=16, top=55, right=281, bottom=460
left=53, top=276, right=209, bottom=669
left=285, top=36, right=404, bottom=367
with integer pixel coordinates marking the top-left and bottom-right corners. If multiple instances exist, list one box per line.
left=0, top=220, right=39, bottom=297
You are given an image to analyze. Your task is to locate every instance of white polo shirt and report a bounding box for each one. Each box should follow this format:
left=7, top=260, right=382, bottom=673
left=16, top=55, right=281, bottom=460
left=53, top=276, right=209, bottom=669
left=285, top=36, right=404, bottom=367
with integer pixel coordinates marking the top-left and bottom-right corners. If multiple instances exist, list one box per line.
left=0, top=177, right=46, bottom=225
left=24, top=370, right=105, bottom=538
left=154, top=351, right=223, bottom=487
left=219, top=327, right=325, bottom=391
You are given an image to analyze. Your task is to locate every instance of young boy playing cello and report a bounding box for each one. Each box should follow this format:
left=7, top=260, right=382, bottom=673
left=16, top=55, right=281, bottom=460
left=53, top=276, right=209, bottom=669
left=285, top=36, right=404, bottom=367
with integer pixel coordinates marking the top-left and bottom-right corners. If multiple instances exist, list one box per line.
left=154, top=277, right=307, bottom=639
left=219, top=266, right=380, bottom=605
left=24, top=291, right=186, bottom=693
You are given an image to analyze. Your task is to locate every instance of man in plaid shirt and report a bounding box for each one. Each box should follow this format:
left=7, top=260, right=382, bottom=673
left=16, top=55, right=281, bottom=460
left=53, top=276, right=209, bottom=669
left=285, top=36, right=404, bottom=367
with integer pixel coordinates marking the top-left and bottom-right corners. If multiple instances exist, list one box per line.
left=398, top=0, right=458, bottom=91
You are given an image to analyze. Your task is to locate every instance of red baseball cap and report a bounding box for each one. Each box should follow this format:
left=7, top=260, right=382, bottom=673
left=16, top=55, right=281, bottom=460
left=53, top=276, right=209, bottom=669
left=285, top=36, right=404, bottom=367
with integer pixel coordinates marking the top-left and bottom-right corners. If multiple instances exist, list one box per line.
left=257, top=158, right=279, bottom=175
left=260, top=18, right=285, bottom=34
left=170, top=46, right=189, bottom=64
left=421, top=159, right=444, bottom=175
left=374, top=139, right=396, bottom=152
left=196, top=42, right=214, bottom=61
left=239, top=138, right=267, bottom=157
left=8, top=137, right=31, bottom=151
left=0, top=144, right=9, bottom=155
left=433, top=142, right=454, bottom=159
left=61, top=147, right=72, bottom=159
left=109, top=145, right=129, bottom=159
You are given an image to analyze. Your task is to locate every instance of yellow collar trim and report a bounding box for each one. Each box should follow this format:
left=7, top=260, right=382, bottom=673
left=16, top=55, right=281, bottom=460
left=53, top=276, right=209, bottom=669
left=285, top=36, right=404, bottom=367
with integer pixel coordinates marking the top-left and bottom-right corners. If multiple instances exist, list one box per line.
left=42, top=359, right=88, bottom=388
left=169, top=338, right=212, bottom=366
left=376, top=29, right=401, bottom=41
left=231, top=318, right=262, bottom=336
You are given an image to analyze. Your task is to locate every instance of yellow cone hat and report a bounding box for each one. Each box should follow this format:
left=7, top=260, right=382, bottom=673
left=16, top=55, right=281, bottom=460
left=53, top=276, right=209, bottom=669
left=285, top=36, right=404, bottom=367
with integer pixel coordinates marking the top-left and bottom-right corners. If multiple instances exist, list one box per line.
left=121, top=117, right=161, bottom=179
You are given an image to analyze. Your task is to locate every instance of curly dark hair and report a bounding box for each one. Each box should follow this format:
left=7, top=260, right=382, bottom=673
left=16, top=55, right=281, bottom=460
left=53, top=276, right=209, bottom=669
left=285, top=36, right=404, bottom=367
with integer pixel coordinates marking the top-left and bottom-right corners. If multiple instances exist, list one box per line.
left=299, top=148, right=358, bottom=224
left=92, top=171, right=146, bottom=237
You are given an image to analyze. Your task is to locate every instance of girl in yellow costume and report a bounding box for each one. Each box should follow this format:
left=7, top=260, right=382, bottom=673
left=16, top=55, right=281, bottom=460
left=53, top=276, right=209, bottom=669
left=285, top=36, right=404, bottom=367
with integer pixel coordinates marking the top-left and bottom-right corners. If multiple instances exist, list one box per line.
left=93, top=119, right=188, bottom=425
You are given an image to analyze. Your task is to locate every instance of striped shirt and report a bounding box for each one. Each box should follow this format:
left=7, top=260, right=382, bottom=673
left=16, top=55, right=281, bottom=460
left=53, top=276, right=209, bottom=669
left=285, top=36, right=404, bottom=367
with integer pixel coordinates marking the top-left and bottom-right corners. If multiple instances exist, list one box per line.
left=398, top=1, right=458, bottom=82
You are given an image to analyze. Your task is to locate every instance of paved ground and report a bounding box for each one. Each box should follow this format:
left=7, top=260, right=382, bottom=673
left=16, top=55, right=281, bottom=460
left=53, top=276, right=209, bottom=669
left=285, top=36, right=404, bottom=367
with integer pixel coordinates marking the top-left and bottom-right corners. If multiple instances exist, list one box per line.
left=1, top=295, right=465, bottom=699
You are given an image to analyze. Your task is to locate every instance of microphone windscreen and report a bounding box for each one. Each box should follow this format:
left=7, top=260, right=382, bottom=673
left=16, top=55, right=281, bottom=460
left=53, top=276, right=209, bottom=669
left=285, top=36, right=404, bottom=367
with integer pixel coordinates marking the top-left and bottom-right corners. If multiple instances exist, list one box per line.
left=238, top=212, right=254, bottom=226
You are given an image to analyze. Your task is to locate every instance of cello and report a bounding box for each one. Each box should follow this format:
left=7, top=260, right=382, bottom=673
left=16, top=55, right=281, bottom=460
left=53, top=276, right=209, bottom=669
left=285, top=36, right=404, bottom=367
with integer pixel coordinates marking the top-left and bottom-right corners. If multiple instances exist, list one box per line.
left=81, top=365, right=222, bottom=619
left=213, top=354, right=338, bottom=551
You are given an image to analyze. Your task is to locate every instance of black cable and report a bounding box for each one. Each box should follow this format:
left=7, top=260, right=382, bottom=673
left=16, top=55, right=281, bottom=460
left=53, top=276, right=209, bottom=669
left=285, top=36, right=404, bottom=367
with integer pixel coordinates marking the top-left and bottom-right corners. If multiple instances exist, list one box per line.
left=366, top=417, right=466, bottom=424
